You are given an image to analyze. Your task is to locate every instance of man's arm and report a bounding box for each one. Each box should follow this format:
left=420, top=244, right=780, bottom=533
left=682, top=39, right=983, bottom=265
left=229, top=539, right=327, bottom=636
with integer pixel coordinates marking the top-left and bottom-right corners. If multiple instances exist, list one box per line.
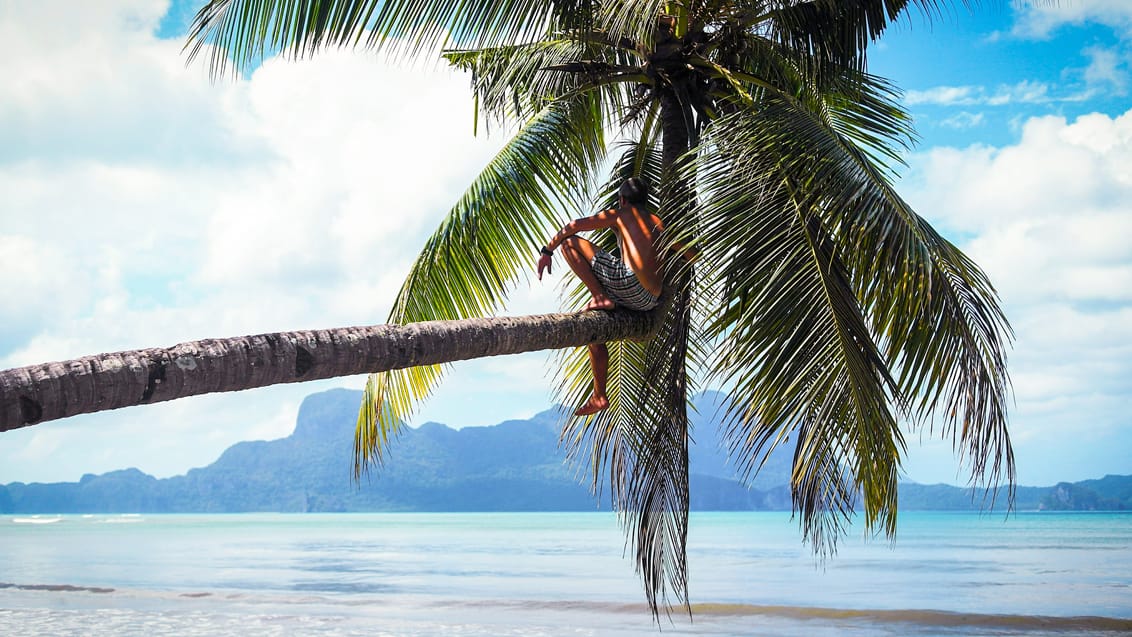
left=537, top=209, right=617, bottom=280
left=544, top=209, right=617, bottom=253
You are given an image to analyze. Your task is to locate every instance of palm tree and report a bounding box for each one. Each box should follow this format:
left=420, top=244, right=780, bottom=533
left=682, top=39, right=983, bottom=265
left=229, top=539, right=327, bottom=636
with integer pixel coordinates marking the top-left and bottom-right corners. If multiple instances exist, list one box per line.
left=2, top=0, right=1015, bottom=614
left=195, top=0, right=1013, bottom=614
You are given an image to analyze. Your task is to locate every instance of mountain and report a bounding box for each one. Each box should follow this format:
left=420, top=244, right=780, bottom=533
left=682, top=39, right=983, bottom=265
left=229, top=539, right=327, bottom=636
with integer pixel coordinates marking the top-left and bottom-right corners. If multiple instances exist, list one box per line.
left=0, top=389, right=787, bottom=513
left=2, top=388, right=1128, bottom=513
left=1036, top=476, right=1132, bottom=511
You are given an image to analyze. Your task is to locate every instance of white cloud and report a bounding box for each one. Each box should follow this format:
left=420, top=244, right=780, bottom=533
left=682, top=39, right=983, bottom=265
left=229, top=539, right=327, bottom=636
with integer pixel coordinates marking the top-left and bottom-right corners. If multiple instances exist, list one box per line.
left=905, top=81, right=1061, bottom=107
left=0, top=235, right=92, bottom=348
left=0, top=0, right=534, bottom=483
left=1014, top=0, right=1132, bottom=39
left=899, top=108, right=1132, bottom=484
left=940, top=112, right=985, bottom=129
left=0, top=0, right=507, bottom=358
left=905, top=85, right=980, bottom=106
left=1082, top=45, right=1131, bottom=95
left=988, top=79, right=1053, bottom=105
left=0, top=1, right=251, bottom=165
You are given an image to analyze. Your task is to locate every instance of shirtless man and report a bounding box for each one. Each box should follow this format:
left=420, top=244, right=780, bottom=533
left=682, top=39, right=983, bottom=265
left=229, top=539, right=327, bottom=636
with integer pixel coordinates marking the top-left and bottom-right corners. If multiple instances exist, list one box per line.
left=536, top=178, right=665, bottom=416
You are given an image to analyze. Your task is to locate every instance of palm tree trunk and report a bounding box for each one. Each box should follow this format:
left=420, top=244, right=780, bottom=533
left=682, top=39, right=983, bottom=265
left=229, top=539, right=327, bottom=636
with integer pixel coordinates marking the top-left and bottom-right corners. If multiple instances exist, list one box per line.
left=659, top=90, right=690, bottom=177
left=0, top=307, right=663, bottom=433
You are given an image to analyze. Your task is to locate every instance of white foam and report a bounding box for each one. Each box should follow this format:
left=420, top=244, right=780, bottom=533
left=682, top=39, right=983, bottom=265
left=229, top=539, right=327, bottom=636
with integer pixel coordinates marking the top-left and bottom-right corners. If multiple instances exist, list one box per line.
left=11, top=516, right=62, bottom=525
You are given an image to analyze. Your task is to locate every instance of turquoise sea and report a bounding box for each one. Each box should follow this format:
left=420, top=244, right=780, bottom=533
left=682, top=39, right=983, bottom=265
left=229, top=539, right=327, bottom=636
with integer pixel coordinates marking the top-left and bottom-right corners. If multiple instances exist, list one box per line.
left=1, top=512, right=1130, bottom=636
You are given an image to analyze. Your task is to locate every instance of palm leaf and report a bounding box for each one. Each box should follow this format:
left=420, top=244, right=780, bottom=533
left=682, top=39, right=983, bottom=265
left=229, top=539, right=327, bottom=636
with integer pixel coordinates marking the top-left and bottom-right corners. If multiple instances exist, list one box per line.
left=444, top=38, right=645, bottom=126
left=691, top=27, right=1010, bottom=494
left=551, top=137, right=713, bottom=613
left=187, top=0, right=578, bottom=77
left=355, top=93, right=608, bottom=474
left=692, top=139, right=905, bottom=551
left=690, top=53, right=1012, bottom=548
left=689, top=29, right=916, bottom=170
left=753, top=74, right=1013, bottom=492
left=597, top=0, right=669, bottom=50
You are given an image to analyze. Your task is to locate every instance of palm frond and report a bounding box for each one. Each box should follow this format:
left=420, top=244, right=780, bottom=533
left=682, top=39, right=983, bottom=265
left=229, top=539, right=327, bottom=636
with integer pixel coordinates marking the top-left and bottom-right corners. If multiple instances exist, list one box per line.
left=552, top=137, right=714, bottom=613
left=692, top=139, right=905, bottom=552
left=626, top=288, right=695, bottom=614
left=551, top=0, right=599, bottom=31
left=690, top=29, right=916, bottom=172
left=354, top=368, right=426, bottom=478
left=444, top=38, right=645, bottom=126
left=187, top=0, right=580, bottom=78
left=556, top=285, right=701, bottom=613
left=692, top=30, right=1004, bottom=465
left=880, top=229, right=1015, bottom=494
left=597, top=0, right=669, bottom=51
left=355, top=94, right=607, bottom=474
left=689, top=58, right=1012, bottom=547
left=754, top=76, right=1011, bottom=492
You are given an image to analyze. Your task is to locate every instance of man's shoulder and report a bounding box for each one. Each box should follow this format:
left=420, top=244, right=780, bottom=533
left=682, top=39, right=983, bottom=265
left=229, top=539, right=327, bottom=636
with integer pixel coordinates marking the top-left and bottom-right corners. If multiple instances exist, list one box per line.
left=615, top=203, right=650, bottom=218
left=627, top=205, right=664, bottom=231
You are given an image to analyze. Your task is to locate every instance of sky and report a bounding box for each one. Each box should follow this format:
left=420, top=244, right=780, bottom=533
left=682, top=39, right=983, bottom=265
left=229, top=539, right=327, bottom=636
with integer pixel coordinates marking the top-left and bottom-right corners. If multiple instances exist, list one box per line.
left=1, top=0, right=1129, bottom=488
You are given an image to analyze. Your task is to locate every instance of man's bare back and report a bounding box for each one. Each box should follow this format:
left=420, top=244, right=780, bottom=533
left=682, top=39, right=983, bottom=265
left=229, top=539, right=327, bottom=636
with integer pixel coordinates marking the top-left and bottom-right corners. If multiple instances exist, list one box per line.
left=604, top=203, right=665, bottom=298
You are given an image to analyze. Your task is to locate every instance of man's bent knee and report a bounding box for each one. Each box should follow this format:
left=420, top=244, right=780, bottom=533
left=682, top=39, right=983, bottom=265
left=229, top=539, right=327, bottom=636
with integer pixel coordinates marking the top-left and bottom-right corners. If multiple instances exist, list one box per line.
left=560, top=236, right=587, bottom=262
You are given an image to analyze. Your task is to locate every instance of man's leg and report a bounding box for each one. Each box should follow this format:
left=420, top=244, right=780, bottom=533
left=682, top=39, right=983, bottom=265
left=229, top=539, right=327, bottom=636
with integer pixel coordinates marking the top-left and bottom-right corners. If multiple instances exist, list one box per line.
left=575, top=343, right=610, bottom=416
left=560, top=236, right=615, bottom=311
left=559, top=236, right=613, bottom=415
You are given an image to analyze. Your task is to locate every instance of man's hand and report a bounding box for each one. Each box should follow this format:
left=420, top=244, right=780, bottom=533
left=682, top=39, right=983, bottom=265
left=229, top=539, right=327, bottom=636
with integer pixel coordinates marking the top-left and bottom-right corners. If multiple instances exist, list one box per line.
left=537, top=253, right=553, bottom=280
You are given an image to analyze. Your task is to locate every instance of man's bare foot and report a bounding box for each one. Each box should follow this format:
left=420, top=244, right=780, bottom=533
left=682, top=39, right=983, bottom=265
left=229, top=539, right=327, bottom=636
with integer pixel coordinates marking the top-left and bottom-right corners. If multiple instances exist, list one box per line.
left=574, top=395, right=609, bottom=416
left=583, top=297, right=616, bottom=312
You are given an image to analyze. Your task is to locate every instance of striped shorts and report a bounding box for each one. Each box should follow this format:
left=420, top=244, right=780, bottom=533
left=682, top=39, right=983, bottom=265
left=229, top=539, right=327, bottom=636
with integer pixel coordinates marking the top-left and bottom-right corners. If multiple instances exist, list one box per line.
left=591, top=250, right=660, bottom=311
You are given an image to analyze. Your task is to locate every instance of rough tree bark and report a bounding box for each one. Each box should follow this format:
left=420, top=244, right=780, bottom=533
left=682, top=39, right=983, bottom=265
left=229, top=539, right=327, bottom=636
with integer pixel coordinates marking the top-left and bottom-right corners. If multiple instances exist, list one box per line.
left=0, top=306, right=664, bottom=433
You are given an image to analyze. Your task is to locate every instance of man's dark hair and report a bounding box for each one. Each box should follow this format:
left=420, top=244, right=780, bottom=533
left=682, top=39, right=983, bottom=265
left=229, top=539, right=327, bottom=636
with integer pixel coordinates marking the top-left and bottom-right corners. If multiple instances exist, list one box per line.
left=618, top=177, right=648, bottom=204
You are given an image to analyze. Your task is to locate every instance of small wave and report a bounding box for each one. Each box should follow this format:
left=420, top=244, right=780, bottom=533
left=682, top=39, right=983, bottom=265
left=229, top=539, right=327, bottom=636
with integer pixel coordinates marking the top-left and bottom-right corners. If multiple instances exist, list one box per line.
left=0, top=582, right=114, bottom=594
left=688, top=603, right=1132, bottom=632
left=99, top=516, right=145, bottom=524
left=443, top=599, right=1132, bottom=632
left=11, top=517, right=62, bottom=525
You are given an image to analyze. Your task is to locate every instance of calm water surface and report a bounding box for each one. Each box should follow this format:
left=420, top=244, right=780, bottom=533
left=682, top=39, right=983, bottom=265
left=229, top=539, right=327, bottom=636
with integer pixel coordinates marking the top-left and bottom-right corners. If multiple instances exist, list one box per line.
left=1, top=512, right=1130, bottom=636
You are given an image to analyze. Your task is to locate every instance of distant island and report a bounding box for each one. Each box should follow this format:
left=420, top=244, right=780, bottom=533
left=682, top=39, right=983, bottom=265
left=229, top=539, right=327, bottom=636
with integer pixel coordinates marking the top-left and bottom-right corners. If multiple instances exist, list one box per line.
left=2, top=389, right=1129, bottom=514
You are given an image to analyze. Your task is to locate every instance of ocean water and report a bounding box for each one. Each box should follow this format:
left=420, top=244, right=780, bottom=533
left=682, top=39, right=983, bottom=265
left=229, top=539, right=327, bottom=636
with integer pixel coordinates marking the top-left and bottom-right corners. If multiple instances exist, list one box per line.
left=1, top=511, right=1129, bottom=636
